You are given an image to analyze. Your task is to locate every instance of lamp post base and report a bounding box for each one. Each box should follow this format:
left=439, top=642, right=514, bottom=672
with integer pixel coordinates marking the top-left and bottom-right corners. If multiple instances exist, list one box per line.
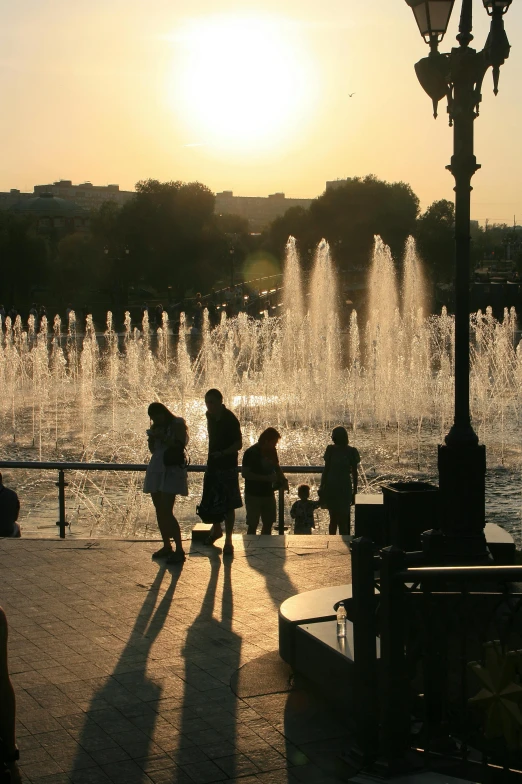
left=437, top=443, right=489, bottom=562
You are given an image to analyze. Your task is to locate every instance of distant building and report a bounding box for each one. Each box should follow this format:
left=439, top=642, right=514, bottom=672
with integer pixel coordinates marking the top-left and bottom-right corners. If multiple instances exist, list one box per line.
left=325, top=179, right=353, bottom=191
left=0, top=180, right=136, bottom=213
left=33, top=180, right=135, bottom=210
left=2, top=180, right=316, bottom=230
left=0, top=189, right=33, bottom=210
left=215, top=191, right=313, bottom=232
left=9, top=193, right=89, bottom=234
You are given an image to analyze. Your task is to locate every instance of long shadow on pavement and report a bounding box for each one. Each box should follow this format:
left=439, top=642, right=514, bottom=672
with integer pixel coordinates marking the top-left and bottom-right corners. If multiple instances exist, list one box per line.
left=68, top=563, right=181, bottom=782
left=175, top=554, right=248, bottom=782
left=243, top=538, right=298, bottom=611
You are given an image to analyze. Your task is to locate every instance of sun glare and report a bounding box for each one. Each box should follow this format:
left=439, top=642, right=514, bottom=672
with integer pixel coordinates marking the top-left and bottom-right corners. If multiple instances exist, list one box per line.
left=169, top=14, right=314, bottom=151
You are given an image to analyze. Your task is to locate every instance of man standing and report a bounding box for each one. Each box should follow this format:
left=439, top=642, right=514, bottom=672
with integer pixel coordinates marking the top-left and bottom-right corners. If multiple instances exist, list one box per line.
left=0, top=474, right=20, bottom=538
left=204, top=389, right=243, bottom=554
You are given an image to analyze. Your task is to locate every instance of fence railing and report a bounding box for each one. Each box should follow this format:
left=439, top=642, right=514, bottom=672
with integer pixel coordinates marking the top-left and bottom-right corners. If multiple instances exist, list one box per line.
left=0, top=461, right=324, bottom=539
left=350, top=540, right=522, bottom=776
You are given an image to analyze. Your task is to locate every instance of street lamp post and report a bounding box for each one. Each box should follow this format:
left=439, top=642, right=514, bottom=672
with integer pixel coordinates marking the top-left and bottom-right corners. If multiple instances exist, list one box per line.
left=405, top=0, right=512, bottom=559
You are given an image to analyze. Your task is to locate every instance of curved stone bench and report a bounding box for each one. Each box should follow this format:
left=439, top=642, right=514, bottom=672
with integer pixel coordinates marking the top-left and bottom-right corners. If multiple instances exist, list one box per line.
left=279, top=583, right=382, bottom=710
left=279, top=583, right=353, bottom=665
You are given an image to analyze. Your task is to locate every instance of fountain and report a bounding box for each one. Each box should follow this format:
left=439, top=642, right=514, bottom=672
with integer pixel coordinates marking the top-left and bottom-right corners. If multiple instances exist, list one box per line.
left=1, top=236, right=521, bottom=543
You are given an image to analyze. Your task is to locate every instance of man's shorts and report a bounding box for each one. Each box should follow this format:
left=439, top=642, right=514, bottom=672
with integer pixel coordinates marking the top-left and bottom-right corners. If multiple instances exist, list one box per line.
left=245, top=493, right=277, bottom=527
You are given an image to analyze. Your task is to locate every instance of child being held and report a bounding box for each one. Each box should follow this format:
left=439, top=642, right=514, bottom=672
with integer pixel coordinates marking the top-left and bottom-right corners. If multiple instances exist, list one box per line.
left=290, top=484, right=320, bottom=535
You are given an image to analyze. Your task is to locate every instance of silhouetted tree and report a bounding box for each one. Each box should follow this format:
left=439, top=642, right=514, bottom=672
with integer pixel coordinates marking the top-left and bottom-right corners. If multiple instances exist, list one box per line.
left=265, top=175, right=420, bottom=274
left=0, top=213, right=49, bottom=307
left=469, top=222, right=522, bottom=272
left=214, top=213, right=250, bottom=235
left=50, top=233, right=104, bottom=305
left=310, top=176, right=419, bottom=271
left=89, top=180, right=256, bottom=300
left=266, top=207, right=319, bottom=265
left=416, top=199, right=455, bottom=284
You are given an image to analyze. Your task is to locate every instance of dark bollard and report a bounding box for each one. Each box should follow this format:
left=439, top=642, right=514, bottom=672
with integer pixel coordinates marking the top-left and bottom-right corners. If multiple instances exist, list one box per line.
left=55, top=469, right=69, bottom=539
left=379, top=545, right=410, bottom=773
left=350, top=537, right=379, bottom=761
left=421, top=528, right=445, bottom=564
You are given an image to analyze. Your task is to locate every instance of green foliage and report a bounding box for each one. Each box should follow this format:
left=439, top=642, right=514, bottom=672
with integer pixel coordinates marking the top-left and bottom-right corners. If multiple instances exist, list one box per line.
left=471, top=223, right=522, bottom=271
left=214, top=213, right=250, bottom=235
left=415, top=199, right=455, bottom=284
left=267, top=207, right=316, bottom=263
left=90, top=180, right=253, bottom=300
left=0, top=212, right=49, bottom=306
left=266, top=175, right=420, bottom=273
left=51, top=233, right=104, bottom=304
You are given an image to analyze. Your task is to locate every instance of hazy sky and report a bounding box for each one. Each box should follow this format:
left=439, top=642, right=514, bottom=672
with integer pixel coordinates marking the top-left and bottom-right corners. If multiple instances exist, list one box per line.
left=1, top=0, right=521, bottom=222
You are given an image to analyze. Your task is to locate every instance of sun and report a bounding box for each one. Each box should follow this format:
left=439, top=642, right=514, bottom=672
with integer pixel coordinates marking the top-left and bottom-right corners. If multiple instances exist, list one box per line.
left=169, top=14, right=314, bottom=151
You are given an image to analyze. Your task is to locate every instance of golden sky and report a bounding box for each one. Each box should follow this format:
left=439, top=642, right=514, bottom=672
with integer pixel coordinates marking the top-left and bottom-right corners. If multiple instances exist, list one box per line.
left=1, top=0, right=521, bottom=222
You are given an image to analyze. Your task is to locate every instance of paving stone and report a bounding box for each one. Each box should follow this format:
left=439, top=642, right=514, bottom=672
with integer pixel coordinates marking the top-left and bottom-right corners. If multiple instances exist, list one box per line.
left=1, top=538, right=353, bottom=784
left=214, top=752, right=260, bottom=777
left=180, top=759, right=229, bottom=783
left=101, top=759, right=154, bottom=783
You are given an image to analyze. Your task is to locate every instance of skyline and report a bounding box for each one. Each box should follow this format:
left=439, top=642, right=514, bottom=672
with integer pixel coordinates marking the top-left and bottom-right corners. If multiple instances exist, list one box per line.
left=1, top=0, right=521, bottom=223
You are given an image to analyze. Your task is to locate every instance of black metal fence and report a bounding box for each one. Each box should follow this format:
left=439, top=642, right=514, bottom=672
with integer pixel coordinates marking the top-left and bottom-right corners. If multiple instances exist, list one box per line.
left=0, top=461, right=324, bottom=539
left=350, top=540, right=522, bottom=779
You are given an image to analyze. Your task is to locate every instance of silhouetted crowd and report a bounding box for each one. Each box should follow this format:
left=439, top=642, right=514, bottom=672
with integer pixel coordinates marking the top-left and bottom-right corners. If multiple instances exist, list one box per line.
left=143, top=389, right=361, bottom=564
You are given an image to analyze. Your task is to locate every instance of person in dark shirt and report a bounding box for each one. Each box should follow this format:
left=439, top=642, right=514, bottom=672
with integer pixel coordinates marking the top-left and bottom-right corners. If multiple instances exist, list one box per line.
left=204, top=389, right=243, bottom=554
left=242, top=428, right=288, bottom=535
left=0, top=475, right=20, bottom=538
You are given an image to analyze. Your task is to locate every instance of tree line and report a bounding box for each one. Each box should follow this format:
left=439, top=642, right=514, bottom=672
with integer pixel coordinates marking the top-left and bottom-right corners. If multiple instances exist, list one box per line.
left=1, top=174, right=519, bottom=317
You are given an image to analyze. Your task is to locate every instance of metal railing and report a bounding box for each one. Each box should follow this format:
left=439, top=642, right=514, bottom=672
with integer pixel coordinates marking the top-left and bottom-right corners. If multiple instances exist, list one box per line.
left=0, top=461, right=324, bottom=539
left=350, top=541, right=522, bottom=775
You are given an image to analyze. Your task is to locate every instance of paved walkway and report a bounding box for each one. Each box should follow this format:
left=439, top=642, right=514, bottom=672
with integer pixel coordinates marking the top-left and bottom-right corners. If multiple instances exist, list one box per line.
left=1, top=535, right=360, bottom=784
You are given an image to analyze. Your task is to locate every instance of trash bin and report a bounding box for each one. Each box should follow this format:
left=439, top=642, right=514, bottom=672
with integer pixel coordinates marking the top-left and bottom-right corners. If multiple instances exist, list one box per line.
left=381, top=482, right=439, bottom=552
left=354, top=494, right=386, bottom=548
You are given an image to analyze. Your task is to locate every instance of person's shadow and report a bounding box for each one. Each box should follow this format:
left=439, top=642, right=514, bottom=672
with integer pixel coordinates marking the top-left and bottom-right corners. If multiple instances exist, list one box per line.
left=178, top=554, right=243, bottom=781
left=69, top=563, right=181, bottom=776
left=244, top=537, right=298, bottom=609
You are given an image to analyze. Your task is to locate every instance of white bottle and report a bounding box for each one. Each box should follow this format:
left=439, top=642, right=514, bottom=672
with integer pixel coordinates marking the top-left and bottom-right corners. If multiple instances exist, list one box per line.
left=336, top=601, right=347, bottom=638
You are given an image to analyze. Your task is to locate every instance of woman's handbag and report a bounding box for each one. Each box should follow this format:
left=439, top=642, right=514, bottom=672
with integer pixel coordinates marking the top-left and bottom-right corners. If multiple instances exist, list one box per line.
left=196, top=471, right=227, bottom=524
left=163, top=442, right=187, bottom=467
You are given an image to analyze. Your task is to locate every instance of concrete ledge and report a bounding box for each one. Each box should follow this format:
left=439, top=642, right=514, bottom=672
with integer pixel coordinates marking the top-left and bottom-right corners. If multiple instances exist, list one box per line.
left=485, top=522, right=516, bottom=564
left=191, top=522, right=213, bottom=542
left=295, top=620, right=356, bottom=706
left=279, top=584, right=352, bottom=665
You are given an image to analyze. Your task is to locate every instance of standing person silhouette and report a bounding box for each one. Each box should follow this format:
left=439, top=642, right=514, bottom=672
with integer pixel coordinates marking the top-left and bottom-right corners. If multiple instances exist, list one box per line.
left=242, top=428, right=288, bottom=535
left=144, top=402, right=188, bottom=564
left=318, top=426, right=360, bottom=535
left=203, top=389, right=243, bottom=555
left=0, top=474, right=20, bottom=538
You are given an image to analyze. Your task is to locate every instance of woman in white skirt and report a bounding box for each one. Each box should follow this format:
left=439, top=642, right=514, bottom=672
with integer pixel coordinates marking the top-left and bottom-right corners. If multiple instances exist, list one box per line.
left=144, top=402, right=188, bottom=564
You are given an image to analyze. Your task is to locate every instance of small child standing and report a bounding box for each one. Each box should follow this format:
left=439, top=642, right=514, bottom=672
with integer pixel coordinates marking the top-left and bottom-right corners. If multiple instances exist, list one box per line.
left=290, top=484, right=320, bottom=535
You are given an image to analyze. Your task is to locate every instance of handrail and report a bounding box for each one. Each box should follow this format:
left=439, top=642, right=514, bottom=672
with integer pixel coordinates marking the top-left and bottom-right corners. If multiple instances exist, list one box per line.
left=0, top=461, right=323, bottom=473
left=400, top=565, right=522, bottom=581
left=0, top=460, right=324, bottom=539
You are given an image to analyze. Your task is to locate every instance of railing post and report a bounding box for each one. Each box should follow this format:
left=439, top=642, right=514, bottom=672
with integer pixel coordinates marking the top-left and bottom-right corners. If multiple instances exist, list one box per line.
left=56, top=469, right=68, bottom=539
left=350, top=537, right=379, bottom=760
left=278, top=487, right=285, bottom=535
left=379, top=545, right=409, bottom=774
